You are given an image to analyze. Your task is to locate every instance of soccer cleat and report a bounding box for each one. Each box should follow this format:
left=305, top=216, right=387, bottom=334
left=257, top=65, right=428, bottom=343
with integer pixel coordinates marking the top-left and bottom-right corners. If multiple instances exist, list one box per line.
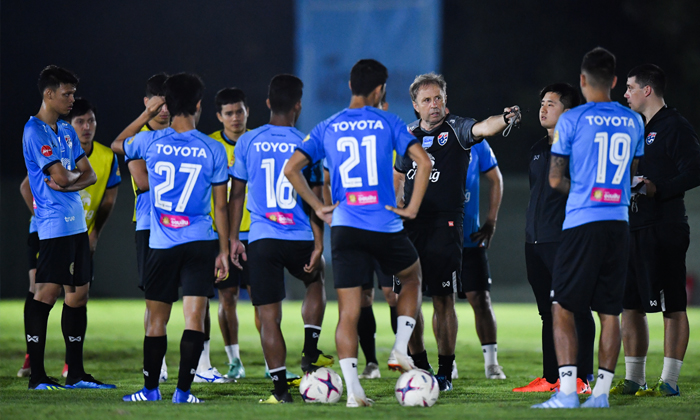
left=610, top=379, right=646, bottom=395
left=225, top=357, right=245, bottom=379
left=359, top=362, right=381, bottom=379
left=531, top=391, right=580, bottom=409
left=513, top=377, right=559, bottom=392
left=17, top=354, right=31, bottom=378
left=581, top=393, right=609, bottom=408
left=61, top=363, right=68, bottom=378
left=65, top=373, right=117, bottom=389
left=123, top=387, right=162, bottom=402
left=259, top=390, right=293, bottom=404
left=435, top=375, right=453, bottom=392
left=635, top=379, right=680, bottom=397
left=452, top=360, right=458, bottom=379
left=346, top=390, right=373, bottom=407
left=172, top=388, right=203, bottom=403
left=29, top=376, right=66, bottom=390
left=194, top=367, right=233, bottom=383
left=486, top=364, right=506, bottom=379
left=387, top=349, right=415, bottom=373
left=577, top=378, right=592, bottom=394
left=301, top=350, right=334, bottom=373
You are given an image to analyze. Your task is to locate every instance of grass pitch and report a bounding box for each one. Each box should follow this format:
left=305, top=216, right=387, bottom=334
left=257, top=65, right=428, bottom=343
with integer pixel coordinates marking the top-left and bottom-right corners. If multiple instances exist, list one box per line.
left=0, top=299, right=698, bottom=419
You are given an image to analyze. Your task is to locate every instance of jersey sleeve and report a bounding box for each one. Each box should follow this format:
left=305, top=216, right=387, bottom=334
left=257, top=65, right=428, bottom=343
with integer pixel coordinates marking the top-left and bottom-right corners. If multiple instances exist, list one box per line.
left=123, top=132, right=146, bottom=161
left=633, top=114, right=645, bottom=158
left=106, top=154, right=122, bottom=188
left=551, top=114, right=574, bottom=156
left=298, top=123, right=326, bottom=164
left=24, top=124, right=61, bottom=174
left=230, top=137, right=248, bottom=181
left=454, top=116, right=477, bottom=149
left=477, top=140, right=498, bottom=172
left=392, top=115, right=418, bottom=157
left=212, top=142, right=229, bottom=185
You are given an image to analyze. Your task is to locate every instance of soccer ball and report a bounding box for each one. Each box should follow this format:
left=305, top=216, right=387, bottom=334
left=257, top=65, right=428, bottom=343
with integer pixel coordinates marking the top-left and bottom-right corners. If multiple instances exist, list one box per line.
left=299, top=367, right=343, bottom=403
left=395, top=369, right=439, bottom=407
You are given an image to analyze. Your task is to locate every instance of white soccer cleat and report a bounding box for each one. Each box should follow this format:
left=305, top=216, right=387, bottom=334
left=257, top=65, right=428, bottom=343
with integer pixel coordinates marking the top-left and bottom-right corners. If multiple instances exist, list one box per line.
left=346, top=389, right=373, bottom=407
left=387, top=349, right=415, bottom=373
left=486, top=364, right=506, bottom=379
left=193, top=367, right=233, bottom=383
left=359, top=362, right=381, bottom=379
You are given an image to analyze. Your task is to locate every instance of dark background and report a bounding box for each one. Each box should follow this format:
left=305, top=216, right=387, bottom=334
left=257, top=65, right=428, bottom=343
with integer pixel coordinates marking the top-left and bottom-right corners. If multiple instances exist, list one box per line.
left=2, top=0, right=699, bottom=299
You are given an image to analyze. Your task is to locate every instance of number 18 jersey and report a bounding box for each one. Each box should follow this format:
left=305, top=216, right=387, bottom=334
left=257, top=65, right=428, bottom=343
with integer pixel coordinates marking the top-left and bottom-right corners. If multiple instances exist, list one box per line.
left=299, top=106, right=417, bottom=233
left=552, top=101, right=644, bottom=229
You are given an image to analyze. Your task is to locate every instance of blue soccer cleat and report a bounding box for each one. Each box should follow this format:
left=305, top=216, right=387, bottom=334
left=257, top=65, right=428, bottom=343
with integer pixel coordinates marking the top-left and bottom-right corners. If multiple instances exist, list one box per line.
left=66, top=373, right=116, bottom=389
left=29, top=376, right=65, bottom=390
left=172, top=388, right=203, bottom=403
left=435, top=375, right=453, bottom=392
left=581, top=393, right=609, bottom=408
left=123, top=387, right=161, bottom=402
left=532, top=391, right=580, bottom=408
left=636, top=379, right=680, bottom=397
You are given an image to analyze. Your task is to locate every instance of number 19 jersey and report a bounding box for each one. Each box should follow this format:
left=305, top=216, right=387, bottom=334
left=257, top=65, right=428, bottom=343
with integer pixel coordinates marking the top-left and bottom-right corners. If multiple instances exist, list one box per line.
left=299, top=106, right=417, bottom=233
left=552, top=101, right=644, bottom=229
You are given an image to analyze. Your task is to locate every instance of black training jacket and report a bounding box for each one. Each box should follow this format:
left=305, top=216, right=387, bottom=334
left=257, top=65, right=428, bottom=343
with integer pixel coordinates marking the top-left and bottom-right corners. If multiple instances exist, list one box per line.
left=525, top=136, right=567, bottom=243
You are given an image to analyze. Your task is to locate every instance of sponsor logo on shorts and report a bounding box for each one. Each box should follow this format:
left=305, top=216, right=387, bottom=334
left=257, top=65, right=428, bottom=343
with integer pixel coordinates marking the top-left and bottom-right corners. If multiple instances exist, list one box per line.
left=266, top=212, right=295, bottom=225
left=590, top=187, right=622, bottom=203
left=650, top=300, right=657, bottom=307
left=69, top=262, right=74, bottom=275
left=437, top=132, right=449, bottom=146
left=646, top=132, right=657, bottom=145
left=442, top=281, right=451, bottom=288
left=448, top=221, right=454, bottom=227
left=422, top=136, right=434, bottom=148
left=346, top=191, right=378, bottom=206
left=160, top=214, right=191, bottom=228
left=41, top=145, right=53, bottom=157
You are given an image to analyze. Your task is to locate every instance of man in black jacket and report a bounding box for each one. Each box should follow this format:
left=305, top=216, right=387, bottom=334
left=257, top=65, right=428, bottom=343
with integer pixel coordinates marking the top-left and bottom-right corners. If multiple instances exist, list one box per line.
left=611, top=64, right=700, bottom=397
left=513, top=83, right=595, bottom=394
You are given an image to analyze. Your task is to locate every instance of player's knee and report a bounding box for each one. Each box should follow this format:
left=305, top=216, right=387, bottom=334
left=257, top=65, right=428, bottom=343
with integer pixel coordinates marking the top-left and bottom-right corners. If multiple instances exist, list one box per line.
left=360, top=289, right=373, bottom=307
left=219, top=287, right=238, bottom=307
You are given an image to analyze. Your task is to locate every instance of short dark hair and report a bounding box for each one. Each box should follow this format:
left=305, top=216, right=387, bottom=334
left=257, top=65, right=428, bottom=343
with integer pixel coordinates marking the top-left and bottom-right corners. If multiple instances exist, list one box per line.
left=146, top=73, right=169, bottom=98
left=540, top=83, right=581, bottom=110
left=163, top=73, right=204, bottom=117
left=350, top=59, right=388, bottom=96
left=38, top=65, right=79, bottom=95
left=67, top=98, right=97, bottom=122
left=215, top=88, right=248, bottom=113
left=627, top=64, right=666, bottom=98
left=268, top=74, right=303, bottom=114
left=581, top=47, right=616, bottom=89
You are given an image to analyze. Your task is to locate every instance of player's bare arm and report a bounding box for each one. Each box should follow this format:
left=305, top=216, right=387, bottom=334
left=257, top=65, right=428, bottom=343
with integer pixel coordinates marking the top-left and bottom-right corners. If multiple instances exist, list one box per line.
left=111, top=96, right=165, bottom=155
left=470, top=166, right=503, bottom=248
left=285, top=150, right=338, bottom=225
left=213, top=183, right=230, bottom=282
left=322, top=168, right=332, bottom=206
left=128, top=159, right=149, bottom=192
left=89, top=186, right=119, bottom=254
left=471, top=106, right=521, bottom=140
left=393, top=170, right=405, bottom=208
left=304, top=185, right=325, bottom=273
left=45, top=153, right=96, bottom=192
left=228, top=178, right=247, bottom=270
left=19, top=175, right=34, bottom=215
left=386, top=143, right=430, bottom=219
left=549, top=155, right=570, bottom=195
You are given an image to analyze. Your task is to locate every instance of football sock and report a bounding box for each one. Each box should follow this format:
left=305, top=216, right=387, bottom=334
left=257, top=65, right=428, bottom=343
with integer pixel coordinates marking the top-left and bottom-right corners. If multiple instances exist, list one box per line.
left=303, top=325, right=322, bottom=357
left=358, top=306, right=378, bottom=364
left=177, top=330, right=205, bottom=392
left=437, top=354, right=455, bottom=378
left=339, top=358, right=361, bottom=395
left=23, top=292, right=35, bottom=360
left=624, top=356, right=646, bottom=386
left=144, top=335, right=167, bottom=390
left=197, top=339, right=212, bottom=371
left=558, top=365, right=577, bottom=395
left=575, top=310, right=596, bottom=381
left=541, top=312, right=558, bottom=383
left=592, top=368, right=614, bottom=397
left=25, top=299, right=52, bottom=382
left=661, top=357, right=683, bottom=389
left=61, top=303, right=87, bottom=379
left=482, top=343, right=498, bottom=368
left=269, top=366, right=288, bottom=395
left=394, top=316, right=416, bottom=355
left=225, top=344, right=240, bottom=364
left=412, top=350, right=430, bottom=371
left=389, top=306, right=398, bottom=335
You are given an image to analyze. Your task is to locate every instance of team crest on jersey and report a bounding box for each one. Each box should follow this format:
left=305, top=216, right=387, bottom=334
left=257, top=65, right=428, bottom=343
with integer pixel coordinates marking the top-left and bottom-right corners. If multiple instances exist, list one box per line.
left=65, top=135, right=72, bottom=148
left=422, top=136, right=434, bottom=148
left=437, top=132, right=449, bottom=146
left=646, top=132, right=657, bottom=145
left=41, top=145, right=53, bottom=157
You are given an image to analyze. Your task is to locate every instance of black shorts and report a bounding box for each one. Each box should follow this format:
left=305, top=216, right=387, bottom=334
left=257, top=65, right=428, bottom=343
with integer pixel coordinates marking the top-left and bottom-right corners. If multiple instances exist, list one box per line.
left=332, top=226, right=418, bottom=290
left=551, top=221, right=629, bottom=315
left=460, top=247, right=492, bottom=295
left=624, top=223, right=689, bottom=313
left=406, top=224, right=463, bottom=297
left=247, top=238, right=317, bottom=306
left=36, top=232, right=91, bottom=287
left=216, top=240, right=250, bottom=290
left=28, top=231, right=40, bottom=270
left=135, top=229, right=151, bottom=290
left=362, top=259, right=395, bottom=290
left=143, top=240, right=218, bottom=303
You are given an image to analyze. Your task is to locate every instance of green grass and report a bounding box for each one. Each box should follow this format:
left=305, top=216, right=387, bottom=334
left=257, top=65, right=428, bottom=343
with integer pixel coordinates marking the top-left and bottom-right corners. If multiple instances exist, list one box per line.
left=1, top=299, right=699, bottom=419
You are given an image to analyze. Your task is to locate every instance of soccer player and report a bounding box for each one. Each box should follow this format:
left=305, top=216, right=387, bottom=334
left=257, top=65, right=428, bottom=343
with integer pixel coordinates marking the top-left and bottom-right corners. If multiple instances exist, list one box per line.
left=514, top=83, right=596, bottom=394
left=285, top=59, right=432, bottom=407
left=229, top=74, right=330, bottom=403
left=533, top=47, right=644, bottom=409
left=609, top=64, right=700, bottom=397
left=22, top=65, right=114, bottom=390
left=394, top=72, right=520, bottom=391
left=116, top=73, right=230, bottom=404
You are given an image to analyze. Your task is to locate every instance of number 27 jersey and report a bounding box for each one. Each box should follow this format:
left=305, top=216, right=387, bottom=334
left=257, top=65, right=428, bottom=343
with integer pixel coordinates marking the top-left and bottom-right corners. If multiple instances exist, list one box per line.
left=552, top=101, right=644, bottom=229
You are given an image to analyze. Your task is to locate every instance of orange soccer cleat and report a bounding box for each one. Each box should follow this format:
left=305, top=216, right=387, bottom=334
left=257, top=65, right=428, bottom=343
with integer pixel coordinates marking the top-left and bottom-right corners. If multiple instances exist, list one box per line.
left=577, top=378, right=592, bottom=394
left=513, top=377, right=559, bottom=392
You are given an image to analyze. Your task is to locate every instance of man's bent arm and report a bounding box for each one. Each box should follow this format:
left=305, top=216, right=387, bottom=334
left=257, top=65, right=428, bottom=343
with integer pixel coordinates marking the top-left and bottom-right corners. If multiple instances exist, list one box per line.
left=549, top=155, right=570, bottom=195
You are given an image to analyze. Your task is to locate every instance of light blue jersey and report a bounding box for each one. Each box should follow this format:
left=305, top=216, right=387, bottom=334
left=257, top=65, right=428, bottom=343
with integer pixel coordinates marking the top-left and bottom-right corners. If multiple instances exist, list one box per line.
left=124, top=127, right=228, bottom=249
left=22, top=117, right=88, bottom=239
left=552, top=102, right=644, bottom=229
left=231, top=125, right=322, bottom=243
left=299, top=106, right=417, bottom=233
left=463, top=140, right=498, bottom=247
